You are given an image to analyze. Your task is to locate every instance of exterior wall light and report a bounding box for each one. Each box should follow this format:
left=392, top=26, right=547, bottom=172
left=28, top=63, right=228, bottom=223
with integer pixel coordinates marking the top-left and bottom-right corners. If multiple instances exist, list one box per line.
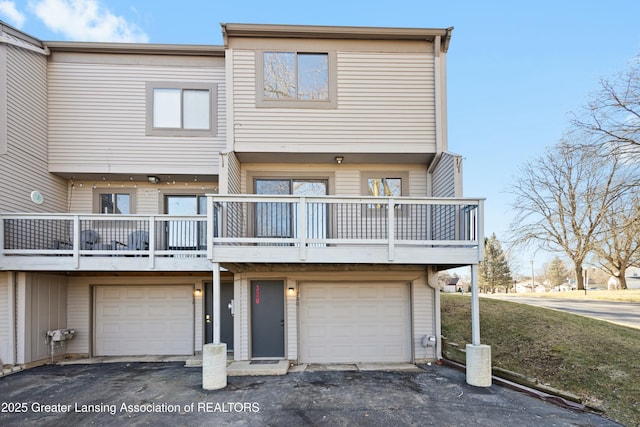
left=194, top=288, right=202, bottom=297
left=335, top=156, right=344, bottom=164
left=147, top=176, right=160, bottom=184
left=287, top=287, right=296, bottom=296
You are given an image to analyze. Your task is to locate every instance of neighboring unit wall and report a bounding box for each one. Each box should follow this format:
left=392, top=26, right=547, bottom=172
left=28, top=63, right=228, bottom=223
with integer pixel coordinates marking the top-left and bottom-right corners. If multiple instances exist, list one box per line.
left=0, top=44, right=67, bottom=213
left=431, top=152, right=462, bottom=197
left=230, top=41, right=436, bottom=155
left=47, top=53, right=226, bottom=176
left=223, top=152, right=242, bottom=195
left=16, top=273, right=68, bottom=364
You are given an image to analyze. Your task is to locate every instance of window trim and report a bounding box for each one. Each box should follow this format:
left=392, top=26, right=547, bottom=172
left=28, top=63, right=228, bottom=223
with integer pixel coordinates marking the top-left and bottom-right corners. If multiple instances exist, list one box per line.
left=145, top=82, right=217, bottom=136
left=256, top=50, right=337, bottom=109
left=93, top=189, right=136, bottom=214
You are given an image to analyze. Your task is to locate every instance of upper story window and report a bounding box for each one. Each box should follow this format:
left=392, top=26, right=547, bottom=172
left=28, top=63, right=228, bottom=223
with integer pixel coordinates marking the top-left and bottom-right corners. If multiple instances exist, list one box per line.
left=95, top=191, right=134, bottom=214
left=257, top=51, right=337, bottom=108
left=146, top=82, right=217, bottom=136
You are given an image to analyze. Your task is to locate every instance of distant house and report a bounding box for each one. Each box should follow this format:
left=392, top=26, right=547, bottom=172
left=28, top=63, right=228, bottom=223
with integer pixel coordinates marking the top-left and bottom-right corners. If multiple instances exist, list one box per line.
left=442, top=277, right=460, bottom=293
left=627, top=268, right=640, bottom=290
left=515, top=280, right=545, bottom=293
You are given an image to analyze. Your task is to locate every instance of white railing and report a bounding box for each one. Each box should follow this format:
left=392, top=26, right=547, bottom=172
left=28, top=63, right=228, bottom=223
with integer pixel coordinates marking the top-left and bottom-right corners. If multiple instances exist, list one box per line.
left=0, top=213, right=207, bottom=270
left=207, top=195, right=484, bottom=264
left=0, top=196, right=484, bottom=269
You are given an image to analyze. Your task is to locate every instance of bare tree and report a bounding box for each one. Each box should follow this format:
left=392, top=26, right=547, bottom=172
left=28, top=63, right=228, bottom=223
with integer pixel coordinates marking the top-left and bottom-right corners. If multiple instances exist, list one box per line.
left=593, top=192, right=640, bottom=289
left=572, top=55, right=640, bottom=158
left=508, top=142, right=630, bottom=290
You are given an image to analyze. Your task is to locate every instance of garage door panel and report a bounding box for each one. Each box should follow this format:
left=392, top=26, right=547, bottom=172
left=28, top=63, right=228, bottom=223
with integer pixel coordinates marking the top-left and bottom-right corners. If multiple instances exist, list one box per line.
left=300, top=282, right=410, bottom=363
left=95, top=285, right=193, bottom=356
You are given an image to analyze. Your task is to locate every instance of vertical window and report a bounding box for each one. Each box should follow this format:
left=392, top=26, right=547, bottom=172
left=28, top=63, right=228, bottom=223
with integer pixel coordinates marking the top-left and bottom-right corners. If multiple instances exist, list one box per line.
left=146, top=82, right=217, bottom=136
left=99, top=193, right=131, bottom=214
left=258, top=51, right=336, bottom=108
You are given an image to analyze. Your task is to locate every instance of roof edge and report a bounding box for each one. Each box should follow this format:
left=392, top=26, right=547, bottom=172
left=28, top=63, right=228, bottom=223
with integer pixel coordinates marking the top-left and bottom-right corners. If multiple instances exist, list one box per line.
left=222, top=23, right=454, bottom=50
left=1, top=20, right=44, bottom=48
left=44, top=41, right=225, bottom=56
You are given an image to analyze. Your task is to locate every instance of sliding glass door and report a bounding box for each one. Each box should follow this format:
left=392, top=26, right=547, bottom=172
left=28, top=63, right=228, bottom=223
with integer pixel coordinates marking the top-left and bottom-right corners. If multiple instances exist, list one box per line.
left=255, top=179, right=327, bottom=243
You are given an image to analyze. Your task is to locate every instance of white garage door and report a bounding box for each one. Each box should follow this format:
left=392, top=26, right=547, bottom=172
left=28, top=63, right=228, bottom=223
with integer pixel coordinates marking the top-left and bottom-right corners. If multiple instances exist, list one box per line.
left=95, top=285, right=193, bottom=356
left=299, top=282, right=411, bottom=363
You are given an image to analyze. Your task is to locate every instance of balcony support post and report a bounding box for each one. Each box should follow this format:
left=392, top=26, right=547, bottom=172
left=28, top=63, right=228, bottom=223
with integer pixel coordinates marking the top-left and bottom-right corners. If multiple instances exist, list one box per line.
left=466, top=262, right=492, bottom=387
left=470, top=263, right=480, bottom=345
left=212, top=262, right=221, bottom=344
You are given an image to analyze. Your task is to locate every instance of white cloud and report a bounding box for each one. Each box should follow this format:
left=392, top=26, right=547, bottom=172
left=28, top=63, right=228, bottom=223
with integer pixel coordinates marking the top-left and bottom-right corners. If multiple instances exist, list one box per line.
left=28, top=0, right=149, bottom=42
left=0, top=1, right=26, bottom=28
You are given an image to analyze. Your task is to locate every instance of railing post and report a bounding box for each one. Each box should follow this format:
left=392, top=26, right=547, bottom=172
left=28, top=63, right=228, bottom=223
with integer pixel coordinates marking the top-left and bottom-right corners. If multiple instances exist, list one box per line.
left=148, top=216, right=156, bottom=269
left=298, top=197, right=306, bottom=261
left=388, top=198, right=395, bottom=261
left=73, top=216, right=80, bottom=269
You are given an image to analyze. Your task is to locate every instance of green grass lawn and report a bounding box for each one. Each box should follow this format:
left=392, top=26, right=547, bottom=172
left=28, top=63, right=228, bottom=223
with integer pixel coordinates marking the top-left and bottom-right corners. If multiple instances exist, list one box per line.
left=441, top=293, right=640, bottom=426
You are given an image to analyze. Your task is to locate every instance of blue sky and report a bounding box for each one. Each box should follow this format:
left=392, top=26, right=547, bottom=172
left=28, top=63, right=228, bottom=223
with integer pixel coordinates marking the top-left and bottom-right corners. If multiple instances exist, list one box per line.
left=2, top=0, right=640, bottom=275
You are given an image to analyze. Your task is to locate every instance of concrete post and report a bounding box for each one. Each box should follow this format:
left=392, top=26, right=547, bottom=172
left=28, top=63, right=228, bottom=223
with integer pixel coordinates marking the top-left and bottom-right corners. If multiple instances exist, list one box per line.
left=467, top=263, right=492, bottom=387
left=202, top=343, right=227, bottom=390
left=203, top=263, right=227, bottom=390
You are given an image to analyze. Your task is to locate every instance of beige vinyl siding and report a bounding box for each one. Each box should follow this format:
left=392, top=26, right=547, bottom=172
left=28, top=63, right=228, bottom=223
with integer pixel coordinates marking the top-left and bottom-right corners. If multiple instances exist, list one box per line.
left=232, top=49, right=435, bottom=154
left=68, top=181, right=217, bottom=214
left=335, top=170, right=360, bottom=196
left=66, top=280, right=89, bottom=355
left=20, top=273, right=68, bottom=364
left=47, top=57, right=226, bottom=176
left=235, top=277, right=250, bottom=360
left=285, top=278, right=297, bottom=360
left=412, top=275, right=436, bottom=361
left=0, top=45, right=67, bottom=213
left=432, top=152, right=462, bottom=197
left=226, top=152, right=242, bottom=194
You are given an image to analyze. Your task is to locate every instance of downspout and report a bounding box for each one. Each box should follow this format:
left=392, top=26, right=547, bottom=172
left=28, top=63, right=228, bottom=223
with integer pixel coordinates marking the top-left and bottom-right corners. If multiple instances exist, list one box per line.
left=433, top=35, right=442, bottom=155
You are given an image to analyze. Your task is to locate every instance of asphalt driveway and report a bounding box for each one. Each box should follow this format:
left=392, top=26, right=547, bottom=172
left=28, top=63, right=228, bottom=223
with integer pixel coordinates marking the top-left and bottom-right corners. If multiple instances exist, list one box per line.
left=0, top=362, right=619, bottom=426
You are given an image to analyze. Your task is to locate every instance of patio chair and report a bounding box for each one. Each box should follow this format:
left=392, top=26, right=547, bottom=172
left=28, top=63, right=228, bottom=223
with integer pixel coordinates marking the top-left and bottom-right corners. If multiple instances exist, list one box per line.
left=80, top=230, right=99, bottom=250
left=126, top=230, right=149, bottom=251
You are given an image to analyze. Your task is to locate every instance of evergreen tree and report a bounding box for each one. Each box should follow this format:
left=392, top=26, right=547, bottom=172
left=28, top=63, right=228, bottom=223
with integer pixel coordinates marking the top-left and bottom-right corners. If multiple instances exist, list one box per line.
left=479, top=233, right=513, bottom=292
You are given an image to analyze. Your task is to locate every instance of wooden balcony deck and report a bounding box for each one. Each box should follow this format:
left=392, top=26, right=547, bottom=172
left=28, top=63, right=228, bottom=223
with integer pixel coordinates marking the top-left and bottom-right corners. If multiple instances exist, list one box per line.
left=0, top=196, right=484, bottom=271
